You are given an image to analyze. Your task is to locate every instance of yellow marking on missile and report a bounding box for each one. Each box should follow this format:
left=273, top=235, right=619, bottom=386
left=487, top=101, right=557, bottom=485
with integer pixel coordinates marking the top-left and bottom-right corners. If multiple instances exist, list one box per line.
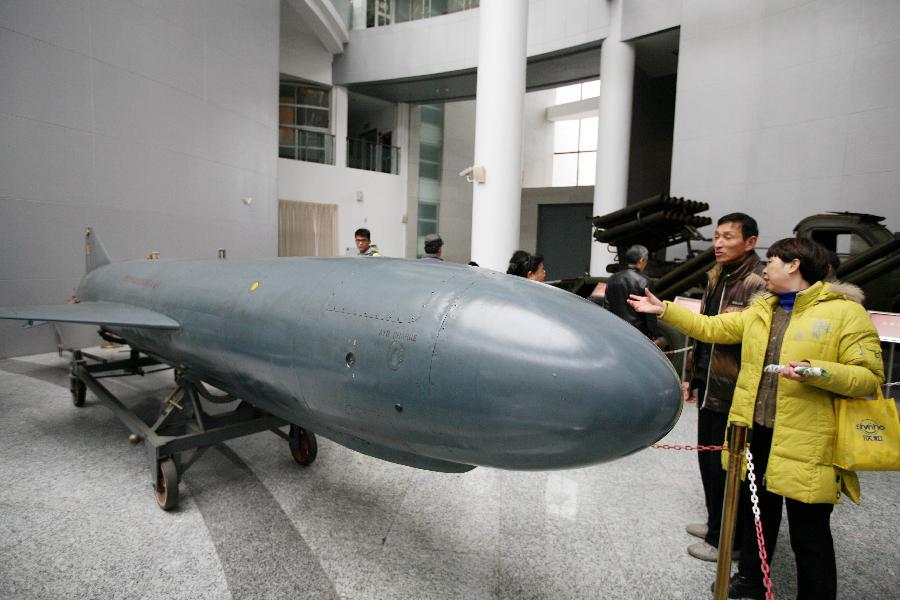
left=250, top=281, right=260, bottom=292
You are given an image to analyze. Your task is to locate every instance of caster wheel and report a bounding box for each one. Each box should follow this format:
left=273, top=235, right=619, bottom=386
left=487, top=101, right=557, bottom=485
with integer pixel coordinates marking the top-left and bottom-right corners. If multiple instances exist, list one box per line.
left=71, top=377, right=86, bottom=407
left=155, top=458, right=179, bottom=510
left=289, top=425, right=318, bottom=466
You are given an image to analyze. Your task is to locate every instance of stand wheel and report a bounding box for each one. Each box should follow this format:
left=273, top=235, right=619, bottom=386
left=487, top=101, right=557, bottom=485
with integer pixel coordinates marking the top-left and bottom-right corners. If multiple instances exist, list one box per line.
left=289, top=425, right=318, bottom=466
left=70, top=377, right=86, bottom=407
left=155, top=458, right=179, bottom=510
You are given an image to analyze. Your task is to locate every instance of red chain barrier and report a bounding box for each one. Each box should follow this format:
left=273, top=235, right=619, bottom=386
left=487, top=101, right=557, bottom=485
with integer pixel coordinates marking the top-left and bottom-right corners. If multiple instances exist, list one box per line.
left=745, top=446, right=775, bottom=599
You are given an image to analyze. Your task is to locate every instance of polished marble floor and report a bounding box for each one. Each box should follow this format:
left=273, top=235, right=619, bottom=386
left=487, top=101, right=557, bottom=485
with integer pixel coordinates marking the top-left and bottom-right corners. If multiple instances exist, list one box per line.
left=1, top=348, right=897, bottom=599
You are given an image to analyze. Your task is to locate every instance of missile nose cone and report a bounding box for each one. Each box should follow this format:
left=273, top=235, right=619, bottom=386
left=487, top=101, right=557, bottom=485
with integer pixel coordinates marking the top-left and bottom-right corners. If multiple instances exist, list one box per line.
left=427, top=274, right=682, bottom=469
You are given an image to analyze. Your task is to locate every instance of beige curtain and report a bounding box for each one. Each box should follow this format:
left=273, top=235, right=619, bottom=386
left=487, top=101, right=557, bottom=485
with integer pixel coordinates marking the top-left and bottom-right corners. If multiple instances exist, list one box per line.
left=278, top=199, right=339, bottom=257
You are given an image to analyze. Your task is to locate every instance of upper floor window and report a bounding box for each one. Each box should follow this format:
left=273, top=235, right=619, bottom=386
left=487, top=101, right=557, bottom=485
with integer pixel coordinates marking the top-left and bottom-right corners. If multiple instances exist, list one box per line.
left=279, top=80, right=335, bottom=165
left=555, top=80, right=600, bottom=104
left=552, top=80, right=600, bottom=186
left=367, top=0, right=479, bottom=27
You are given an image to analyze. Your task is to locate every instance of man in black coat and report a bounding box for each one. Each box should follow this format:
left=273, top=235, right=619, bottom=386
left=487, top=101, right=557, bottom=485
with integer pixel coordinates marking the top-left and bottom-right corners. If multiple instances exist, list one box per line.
left=604, top=245, right=662, bottom=343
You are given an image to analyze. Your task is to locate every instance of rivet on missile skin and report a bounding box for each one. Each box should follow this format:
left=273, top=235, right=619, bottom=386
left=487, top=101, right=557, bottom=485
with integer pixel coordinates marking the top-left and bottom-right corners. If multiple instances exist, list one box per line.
left=395, top=404, right=403, bottom=413
left=249, top=281, right=260, bottom=292
left=128, top=433, right=143, bottom=445
left=346, top=352, right=355, bottom=367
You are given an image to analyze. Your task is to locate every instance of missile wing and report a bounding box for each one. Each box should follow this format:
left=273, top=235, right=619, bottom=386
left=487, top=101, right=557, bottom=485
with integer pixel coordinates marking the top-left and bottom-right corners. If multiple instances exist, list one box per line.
left=0, top=301, right=180, bottom=329
left=0, top=229, right=683, bottom=477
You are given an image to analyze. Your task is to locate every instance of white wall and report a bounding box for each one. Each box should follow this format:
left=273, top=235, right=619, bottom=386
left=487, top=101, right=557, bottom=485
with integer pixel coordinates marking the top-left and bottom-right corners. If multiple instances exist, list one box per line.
left=281, top=0, right=334, bottom=84
left=522, top=88, right=557, bottom=188
left=334, top=0, right=611, bottom=84
left=621, top=0, right=681, bottom=41
left=278, top=80, right=409, bottom=257
left=426, top=88, right=572, bottom=263
left=0, top=0, right=280, bottom=358
left=278, top=159, right=408, bottom=256
left=438, top=100, right=477, bottom=263
left=671, top=0, right=900, bottom=246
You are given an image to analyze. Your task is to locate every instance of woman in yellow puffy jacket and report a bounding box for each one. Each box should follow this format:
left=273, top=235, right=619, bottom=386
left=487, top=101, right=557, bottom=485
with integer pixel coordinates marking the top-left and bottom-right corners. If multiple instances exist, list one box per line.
left=629, top=237, right=883, bottom=600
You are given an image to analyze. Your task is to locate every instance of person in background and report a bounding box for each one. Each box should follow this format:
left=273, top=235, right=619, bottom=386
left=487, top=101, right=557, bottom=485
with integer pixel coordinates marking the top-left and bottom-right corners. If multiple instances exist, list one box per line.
left=604, top=245, right=664, bottom=344
left=507, top=251, right=546, bottom=282
left=682, top=213, right=766, bottom=562
left=355, top=228, right=380, bottom=256
left=507, top=250, right=530, bottom=275
left=420, top=233, right=444, bottom=261
left=825, top=249, right=841, bottom=282
left=629, top=237, right=883, bottom=600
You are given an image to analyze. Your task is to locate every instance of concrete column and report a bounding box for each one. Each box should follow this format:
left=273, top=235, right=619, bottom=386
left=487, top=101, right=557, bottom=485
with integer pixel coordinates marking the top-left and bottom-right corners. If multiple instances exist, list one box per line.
left=470, top=0, right=528, bottom=271
left=333, top=85, right=348, bottom=168
left=590, top=0, right=635, bottom=276
left=395, top=102, right=411, bottom=253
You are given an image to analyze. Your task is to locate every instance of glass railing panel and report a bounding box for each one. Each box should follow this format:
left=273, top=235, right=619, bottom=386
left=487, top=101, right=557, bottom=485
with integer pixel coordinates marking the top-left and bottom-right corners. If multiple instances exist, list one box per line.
left=346, top=137, right=400, bottom=174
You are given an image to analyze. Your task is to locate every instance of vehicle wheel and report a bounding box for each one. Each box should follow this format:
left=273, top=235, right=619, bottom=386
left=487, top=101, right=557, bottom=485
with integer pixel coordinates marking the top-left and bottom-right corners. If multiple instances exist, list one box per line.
left=70, top=377, right=86, bottom=407
left=289, top=425, right=318, bottom=466
left=155, top=458, right=179, bottom=510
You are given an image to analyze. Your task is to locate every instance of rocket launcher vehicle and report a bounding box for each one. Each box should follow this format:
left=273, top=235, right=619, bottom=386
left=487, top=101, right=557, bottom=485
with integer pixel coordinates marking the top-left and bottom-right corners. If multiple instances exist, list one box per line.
left=0, top=229, right=683, bottom=474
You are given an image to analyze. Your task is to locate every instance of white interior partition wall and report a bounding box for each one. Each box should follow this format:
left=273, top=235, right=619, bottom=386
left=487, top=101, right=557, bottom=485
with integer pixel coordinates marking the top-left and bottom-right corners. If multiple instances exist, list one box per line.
left=590, top=0, right=635, bottom=276
left=469, top=0, right=529, bottom=271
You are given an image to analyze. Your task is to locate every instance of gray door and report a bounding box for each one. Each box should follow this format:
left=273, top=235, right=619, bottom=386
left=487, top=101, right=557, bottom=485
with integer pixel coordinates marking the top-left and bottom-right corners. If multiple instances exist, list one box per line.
left=537, top=203, right=593, bottom=280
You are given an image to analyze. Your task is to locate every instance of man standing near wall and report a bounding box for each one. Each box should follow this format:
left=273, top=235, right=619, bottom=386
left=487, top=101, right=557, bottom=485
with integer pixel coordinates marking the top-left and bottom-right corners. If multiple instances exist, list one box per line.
left=686, top=213, right=766, bottom=562
left=355, top=228, right=380, bottom=256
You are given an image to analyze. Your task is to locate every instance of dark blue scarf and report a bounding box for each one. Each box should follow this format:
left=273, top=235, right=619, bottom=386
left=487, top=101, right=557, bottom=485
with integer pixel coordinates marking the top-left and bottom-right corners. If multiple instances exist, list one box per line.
left=777, top=291, right=798, bottom=311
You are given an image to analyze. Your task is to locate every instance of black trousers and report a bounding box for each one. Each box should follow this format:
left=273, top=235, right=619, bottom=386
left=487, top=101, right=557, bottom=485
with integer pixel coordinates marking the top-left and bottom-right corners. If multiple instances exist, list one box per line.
left=736, top=425, right=837, bottom=600
left=694, top=380, right=740, bottom=549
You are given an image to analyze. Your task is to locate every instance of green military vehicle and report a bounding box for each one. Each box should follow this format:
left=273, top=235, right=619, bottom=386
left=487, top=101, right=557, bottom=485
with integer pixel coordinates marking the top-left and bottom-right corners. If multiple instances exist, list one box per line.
left=553, top=201, right=899, bottom=313
left=550, top=201, right=899, bottom=383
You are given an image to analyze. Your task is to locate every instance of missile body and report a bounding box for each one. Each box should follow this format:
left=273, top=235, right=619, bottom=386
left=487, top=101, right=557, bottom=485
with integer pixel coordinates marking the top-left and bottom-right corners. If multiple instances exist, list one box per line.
left=71, top=256, right=681, bottom=471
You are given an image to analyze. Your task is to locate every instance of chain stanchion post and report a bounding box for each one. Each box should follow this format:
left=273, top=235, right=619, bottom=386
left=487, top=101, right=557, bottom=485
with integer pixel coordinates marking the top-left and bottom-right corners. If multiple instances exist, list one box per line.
left=713, top=423, right=748, bottom=600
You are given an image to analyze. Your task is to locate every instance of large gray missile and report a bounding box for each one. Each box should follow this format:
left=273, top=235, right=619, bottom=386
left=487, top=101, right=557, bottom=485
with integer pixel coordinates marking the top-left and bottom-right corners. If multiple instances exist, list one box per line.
left=0, top=230, right=682, bottom=472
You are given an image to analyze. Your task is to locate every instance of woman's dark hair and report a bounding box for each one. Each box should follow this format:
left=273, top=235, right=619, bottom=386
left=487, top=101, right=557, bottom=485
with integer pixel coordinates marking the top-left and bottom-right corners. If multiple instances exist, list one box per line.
left=766, top=238, right=830, bottom=284
left=526, top=254, right=544, bottom=277
left=508, top=251, right=544, bottom=278
left=507, top=250, right=531, bottom=276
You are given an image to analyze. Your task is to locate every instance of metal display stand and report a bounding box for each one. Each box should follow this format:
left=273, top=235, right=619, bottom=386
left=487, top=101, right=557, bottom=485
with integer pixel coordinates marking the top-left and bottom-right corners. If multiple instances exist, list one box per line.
left=69, top=348, right=317, bottom=510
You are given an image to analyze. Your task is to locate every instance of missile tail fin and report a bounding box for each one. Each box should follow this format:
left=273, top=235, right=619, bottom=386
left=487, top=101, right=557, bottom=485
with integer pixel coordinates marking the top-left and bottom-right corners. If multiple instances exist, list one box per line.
left=84, top=227, right=111, bottom=272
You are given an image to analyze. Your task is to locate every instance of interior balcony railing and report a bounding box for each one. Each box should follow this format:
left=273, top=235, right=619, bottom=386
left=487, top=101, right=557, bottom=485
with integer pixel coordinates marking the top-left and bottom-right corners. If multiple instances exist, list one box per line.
left=279, top=126, right=335, bottom=165
left=347, top=137, right=400, bottom=174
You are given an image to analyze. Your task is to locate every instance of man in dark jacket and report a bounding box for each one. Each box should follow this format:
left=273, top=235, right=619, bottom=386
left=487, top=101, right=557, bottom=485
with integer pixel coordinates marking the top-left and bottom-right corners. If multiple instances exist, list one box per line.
left=686, top=213, right=767, bottom=562
left=605, top=245, right=662, bottom=342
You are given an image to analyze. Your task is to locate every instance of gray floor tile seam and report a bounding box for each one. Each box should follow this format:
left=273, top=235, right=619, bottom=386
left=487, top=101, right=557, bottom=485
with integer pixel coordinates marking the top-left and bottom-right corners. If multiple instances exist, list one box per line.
left=185, top=443, right=341, bottom=600
left=0, top=361, right=294, bottom=597
left=372, top=469, right=426, bottom=546
left=494, top=519, right=620, bottom=558
left=225, top=440, right=419, bottom=561
left=298, top=466, right=507, bottom=594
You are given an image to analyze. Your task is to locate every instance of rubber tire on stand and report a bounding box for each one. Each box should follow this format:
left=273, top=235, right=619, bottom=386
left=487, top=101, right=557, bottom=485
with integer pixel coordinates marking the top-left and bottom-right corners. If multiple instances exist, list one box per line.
left=71, top=377, right=86, bottom=407
left=289, top=425, right=318, bottom=466
left=155, top=458, right=179, bottom=510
